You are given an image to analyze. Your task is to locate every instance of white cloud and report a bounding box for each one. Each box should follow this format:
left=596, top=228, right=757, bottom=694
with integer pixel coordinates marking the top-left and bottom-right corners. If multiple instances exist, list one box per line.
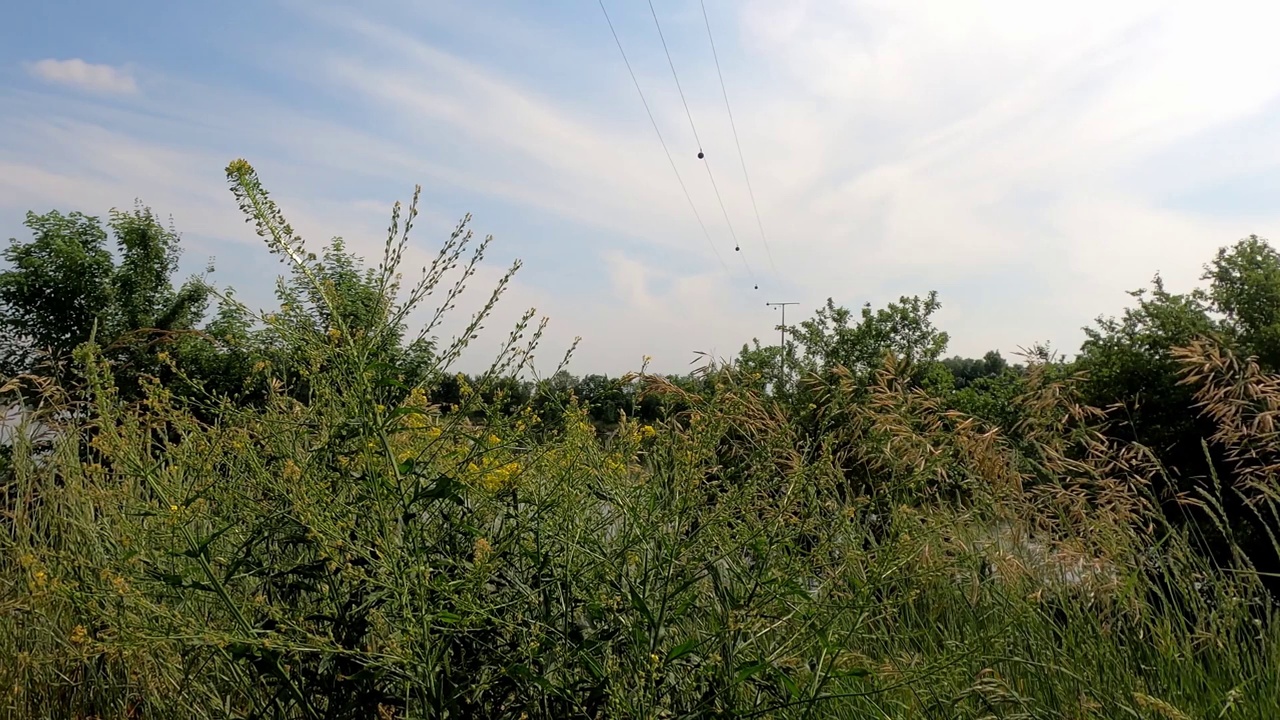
left=6, top=0, right=1280, bottom=372
left=23, top=58, right=139, bottom=95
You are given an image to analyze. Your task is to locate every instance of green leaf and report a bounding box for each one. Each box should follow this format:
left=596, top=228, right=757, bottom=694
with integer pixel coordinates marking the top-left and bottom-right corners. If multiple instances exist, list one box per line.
left=627, top=585, right=656, bottom=629
left=180, top=521, right=238, bottom=560
left=666, top=637, right=701, bottom=663
left=776, top=668, right=801, bottom=699
left=735, top=660, right=771, bottom=683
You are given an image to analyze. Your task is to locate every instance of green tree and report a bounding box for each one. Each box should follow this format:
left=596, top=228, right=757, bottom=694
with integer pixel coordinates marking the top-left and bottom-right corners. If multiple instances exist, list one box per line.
left=529, top=370, right=579, bottom=429
left=942, top=350, right=1009, bottom=390
left=577, top=374, right=632, bottom=425
left=947, top=368, right=1027, bottom=431
left=1077, top=274, right=1219, bottom=463
left=0, top=205, right=210, bottom=388
left=107, top=204, right=208, bottom=338
left=791, top=291, right=950, bottom=383
left=734, top=339, right=787, bottom=395
left=257, top=237, right=419, bottom=404
left=0, top=210, right=114, bottom=375
left=1203, top=234, right=1280, bottom=370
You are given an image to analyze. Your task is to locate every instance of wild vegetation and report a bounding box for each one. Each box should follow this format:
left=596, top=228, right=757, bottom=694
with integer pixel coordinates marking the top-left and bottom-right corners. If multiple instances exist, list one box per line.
left=2, top=160, right=1280, bottom=718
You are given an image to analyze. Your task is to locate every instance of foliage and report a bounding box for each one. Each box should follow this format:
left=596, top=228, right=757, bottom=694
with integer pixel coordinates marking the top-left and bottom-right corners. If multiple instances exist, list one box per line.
left=0, top=205, right=212, bottom=393
left=575, top=374, right=632, bottom=425
left=4, top=164, right=1280, bottom=718
left=1075, top=248, right=1280, bottom=579
left=1204, top=234, right=1280, bottom=370
left=947, top=367, right=1027, bottom=431
left=0, top=204, right=216, bottom=411
left=942, top=350, right=1010, bottom=390
left=790, top=291, right=949, bottom=383
left=0, top=210, right=114, bottom=376
left=1075, top=275, right=1222, bottom=499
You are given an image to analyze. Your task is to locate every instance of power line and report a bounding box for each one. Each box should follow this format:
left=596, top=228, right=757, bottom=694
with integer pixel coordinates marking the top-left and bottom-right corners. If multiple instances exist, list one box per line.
left=701, top=0, right=782, bottom=285
left=596, top=0, right=730, bottom=277
left=645, top=0, right=700, bottom=149
left=646, top=0, right=757, bottom=290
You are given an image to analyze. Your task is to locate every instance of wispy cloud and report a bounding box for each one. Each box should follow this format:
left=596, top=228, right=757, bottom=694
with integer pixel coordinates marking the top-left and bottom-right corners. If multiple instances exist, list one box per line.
left=4, top=0, right=1280, bottom=372
left=23, top=58, right=139, bottom=95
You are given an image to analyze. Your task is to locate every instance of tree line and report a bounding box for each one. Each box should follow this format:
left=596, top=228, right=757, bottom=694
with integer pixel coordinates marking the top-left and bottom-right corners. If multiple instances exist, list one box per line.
left=4, top=200, right=1280, bottom=587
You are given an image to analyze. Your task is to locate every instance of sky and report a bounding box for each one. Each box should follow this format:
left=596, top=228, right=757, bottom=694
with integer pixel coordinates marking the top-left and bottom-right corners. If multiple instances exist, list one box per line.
left=3, top=0, right=1280, bottom=376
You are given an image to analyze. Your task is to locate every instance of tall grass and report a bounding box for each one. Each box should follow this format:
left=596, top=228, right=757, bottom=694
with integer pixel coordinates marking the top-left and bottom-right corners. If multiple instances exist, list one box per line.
left=2, top=161, right=1278, bottom=718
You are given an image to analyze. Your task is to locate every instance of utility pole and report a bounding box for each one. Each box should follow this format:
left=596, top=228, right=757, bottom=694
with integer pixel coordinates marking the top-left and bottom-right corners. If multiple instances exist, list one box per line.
left=766, top=302, right=798, bottom=392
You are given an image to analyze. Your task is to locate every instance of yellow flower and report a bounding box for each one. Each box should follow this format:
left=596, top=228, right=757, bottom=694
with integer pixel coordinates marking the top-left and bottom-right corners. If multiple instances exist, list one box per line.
left=639, top=425, right=657, bottom=440
left=157, top=351, right=170, bottom=363
left=426, top=426, right=443, bottom=439
left=69, top=625, right=88, bottom=645
left=327, top=327, right=342, bottom=342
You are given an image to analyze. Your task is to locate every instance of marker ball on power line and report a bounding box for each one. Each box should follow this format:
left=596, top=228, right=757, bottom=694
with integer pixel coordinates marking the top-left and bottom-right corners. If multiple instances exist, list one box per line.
left=697, top=151, right=704, bottom=159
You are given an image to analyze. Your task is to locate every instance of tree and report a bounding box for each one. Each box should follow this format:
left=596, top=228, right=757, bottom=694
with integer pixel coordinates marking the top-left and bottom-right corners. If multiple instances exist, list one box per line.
left=1077, top=274, right=1219, bottom=464
left=0, top=205, right=210, bottom=388
left=107, top=204, right=208, bottom=339
left=1074, top=268, right=1260, bottom=581
left=948, top=369, right=1026, bottom=430
left=0, top=210, right=114, bottom=375
left=942, top=350, right=1009, bottom=390
left=577, top=374, right=631, bottom=425
left=255, top=236, right=432, bottom=406
left=529, top=370, right=579, bottom=429
left=790, top=291, right=950, bottom=383
left=1203, top=234, right=1280, bottom=370
left=734, top=339, right=783, bottom=393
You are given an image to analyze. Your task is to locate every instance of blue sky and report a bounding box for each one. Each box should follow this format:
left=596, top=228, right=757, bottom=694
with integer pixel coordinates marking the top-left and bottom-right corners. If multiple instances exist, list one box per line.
left=3, top=0, right=1280, bottom=375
